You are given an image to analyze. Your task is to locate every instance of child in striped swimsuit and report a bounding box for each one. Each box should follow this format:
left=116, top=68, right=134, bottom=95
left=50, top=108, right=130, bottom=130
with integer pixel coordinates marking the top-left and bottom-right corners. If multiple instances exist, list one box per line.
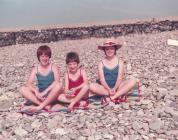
left=58, top=52, right=89, bottom=110
left=90, top=39, right=136, bottom=102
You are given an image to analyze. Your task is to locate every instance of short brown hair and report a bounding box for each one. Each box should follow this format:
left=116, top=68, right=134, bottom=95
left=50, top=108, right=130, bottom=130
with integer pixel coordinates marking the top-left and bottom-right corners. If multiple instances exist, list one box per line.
left=66, top=52, right=80, bottom=64
left=37, top=45, right=51, bottom=61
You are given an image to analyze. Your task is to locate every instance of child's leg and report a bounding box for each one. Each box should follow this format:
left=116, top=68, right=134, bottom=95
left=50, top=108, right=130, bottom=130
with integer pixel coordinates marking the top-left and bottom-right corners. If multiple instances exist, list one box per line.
left=90, top=83, right=109, bottom=96
left=111, top=79, right=136, bottom=100
left=68, top=84, right=89, bottom=109
left=35, top=82, right=63, bottom=110
left=20, top=86, right=41, bottom=105
left=50, top=104, right=66, bottom=112
left=58, top=94, right=73, bottom=103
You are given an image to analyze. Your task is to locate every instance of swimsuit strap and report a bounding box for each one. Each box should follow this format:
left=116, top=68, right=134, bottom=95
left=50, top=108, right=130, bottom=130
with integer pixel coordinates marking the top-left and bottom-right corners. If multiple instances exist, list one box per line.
left=51, top=63, right=52, bottom=71
left=80, top=68, right=82, bottom=76
left=67, top=70, right=70, bottom=80
left=37, top=64, right=52, bottom=74
left=68, top=68, right=82, bottom=81
left=102, top=59, right=119, bottom=68
left=101, top=60, right=105, bottom=66
left=37, top=65, right=39, bottom=74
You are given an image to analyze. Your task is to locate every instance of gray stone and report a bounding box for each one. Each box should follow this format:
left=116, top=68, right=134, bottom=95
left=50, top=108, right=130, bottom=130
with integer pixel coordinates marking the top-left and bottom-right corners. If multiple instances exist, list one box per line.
left=14, top=127, right=28, bottom=137
left=132, top=121, right=143, bottom=131
left=141, top=99, right=151, bottom=105
left=94, top=134, right=102, bottom=140
left=123, top=135, right=129, bottom=140
left=31, top=120, right=42, bottom=129
left=0, top=99, right=13, bottom=112
left=165, top=107, right=178, bottom=117
left=142, top=135, right=150, bottom=140
left=69, top=133, right=78, bottom=139
left=76, top=136, right=86, bottom=140
left=37, top=131, right=46, bottom=139
left=47, top=119, right=59, bottom=129
left=60, top=136, right=71, bottom=140
left=122, top=103, right=130, bottom=110
left=87, top=136, right=95, bottom=140
left=149, top=119, right=163, bottom=131
left=52, top=128, right=68, bottom=135
left=130, top=135, right=139, bottom=140
left=166, top=130, right=178, bottom=135
left=137, top=110, right=144, bottom=116
left=103, top=134, right=114, bottom=139
left=169, top=89, right=178, bottom=97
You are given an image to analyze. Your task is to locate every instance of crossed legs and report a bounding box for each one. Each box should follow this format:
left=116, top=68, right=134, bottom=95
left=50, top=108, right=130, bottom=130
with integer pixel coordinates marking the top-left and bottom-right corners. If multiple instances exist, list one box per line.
left=20, top=82, right=63, bottom=111
left=111, top=79, right=136, bottom=100
left=58, top=84, right=89, bottom=110
left=90, top=78, right=137, bottom=100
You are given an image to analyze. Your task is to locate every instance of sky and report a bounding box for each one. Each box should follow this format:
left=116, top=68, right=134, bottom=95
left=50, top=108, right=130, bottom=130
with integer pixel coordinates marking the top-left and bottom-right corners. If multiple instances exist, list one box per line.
left=0, top=0, right=178, bottom=28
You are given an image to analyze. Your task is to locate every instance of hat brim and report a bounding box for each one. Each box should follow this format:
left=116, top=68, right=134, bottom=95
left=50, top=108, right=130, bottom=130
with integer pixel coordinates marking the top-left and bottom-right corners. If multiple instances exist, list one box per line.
left=98, top=44, right=122, bottom=50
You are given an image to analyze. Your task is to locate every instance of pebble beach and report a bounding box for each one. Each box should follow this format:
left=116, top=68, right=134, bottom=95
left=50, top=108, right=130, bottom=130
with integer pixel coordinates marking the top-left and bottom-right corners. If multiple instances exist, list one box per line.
left=0, top=30, right=178, bottom=140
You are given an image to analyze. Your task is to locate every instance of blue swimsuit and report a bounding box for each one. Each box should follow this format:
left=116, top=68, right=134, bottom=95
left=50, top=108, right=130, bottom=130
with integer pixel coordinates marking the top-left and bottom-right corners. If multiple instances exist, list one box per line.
left=102, top=59, right=119, bottom=88
left=24, top=64, right=54, bottom=106
left=36, top=65, right=54, bottom=92
left=102, top=62, right=119, bottom=88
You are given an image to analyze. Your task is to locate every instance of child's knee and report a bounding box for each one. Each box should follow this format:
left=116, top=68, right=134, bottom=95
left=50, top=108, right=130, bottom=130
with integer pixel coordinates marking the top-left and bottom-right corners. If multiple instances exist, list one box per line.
left=89, top=83, right=98, bottom=92
left=55, top=82, right=63, bottom=91
left=89, top=83, right=95, bottom=90
left=83, top=84, right=89, bottom=91
left=130, top=78, right=137, bottom=87
left=57, top=94, right=62, bottom=101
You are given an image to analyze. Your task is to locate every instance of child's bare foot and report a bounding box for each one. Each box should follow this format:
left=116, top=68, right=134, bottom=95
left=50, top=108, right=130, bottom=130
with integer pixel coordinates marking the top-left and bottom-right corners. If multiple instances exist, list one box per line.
left=68, top=102, right=75, bottom=111
left=44, top=105, right=52, bottom=111
left=29, top=105, right=42, bottom=112
left=65, top=93, right=75, bottom=98
left=50, top=104, right=65, bottom=112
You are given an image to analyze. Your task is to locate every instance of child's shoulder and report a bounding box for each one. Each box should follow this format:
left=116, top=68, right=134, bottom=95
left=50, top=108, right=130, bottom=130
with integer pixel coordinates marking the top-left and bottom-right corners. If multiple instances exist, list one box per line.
left=98, top=60, right=104, bottom=66
left=118, top=59, right=124, bottom=63
left=118, top=59, right=124, bottom=67
left=30, top=64, right=38, bottom=73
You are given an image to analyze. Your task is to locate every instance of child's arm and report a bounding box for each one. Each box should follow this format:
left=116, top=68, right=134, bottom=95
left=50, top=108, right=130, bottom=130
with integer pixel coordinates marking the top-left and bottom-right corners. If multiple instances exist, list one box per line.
left=41, top=64, right=60, bottom=95
left=53, top=64, right=60, bottom=82
left=64, top=72, right=69, bottom=92
left=26, top=66, right=41, bottom=96
left=113, top=60, right=124, bottom=90
left=26, top=66, right=38, bottom=92
left=64, top=72, right=78, bottom=97
left=98, top=62, right=111, bottom=91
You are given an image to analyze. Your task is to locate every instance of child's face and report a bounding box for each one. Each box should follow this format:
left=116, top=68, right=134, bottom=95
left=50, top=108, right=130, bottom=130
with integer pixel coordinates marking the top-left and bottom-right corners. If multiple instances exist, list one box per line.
left=67, top=61, right=78, bottom=73
left=39, top=53, right=50, bottom=66
left=104, top=46, right=116, bottom=57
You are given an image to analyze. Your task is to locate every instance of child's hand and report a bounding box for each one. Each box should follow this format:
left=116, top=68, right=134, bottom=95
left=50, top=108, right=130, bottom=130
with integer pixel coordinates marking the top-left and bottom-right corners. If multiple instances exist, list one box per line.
left=41, top=91, right=48, bottom=98
left=70, top=88, right=77, bottom=92
left=65, top=89, right=75, bottom=98
left=36, top=93, right=44, bottom=101
left=35, top=91, right=44, bottom=101
left=109, top=88, right=116, bottom=96
left=66, top=89, right=73, bottom=94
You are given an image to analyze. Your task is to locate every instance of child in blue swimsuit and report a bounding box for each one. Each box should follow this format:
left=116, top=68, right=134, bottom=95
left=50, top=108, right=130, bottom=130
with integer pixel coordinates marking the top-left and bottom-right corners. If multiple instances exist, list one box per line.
left=20, top=45, right=63, bottom=112
left=90, top=39, right=136, bottom=102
